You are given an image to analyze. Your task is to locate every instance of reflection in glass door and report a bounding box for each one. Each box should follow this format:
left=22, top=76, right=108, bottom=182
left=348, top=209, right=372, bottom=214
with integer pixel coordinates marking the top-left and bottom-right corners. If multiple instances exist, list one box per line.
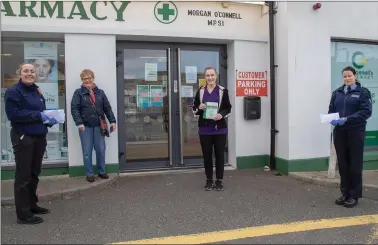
left=122, top=48, right=172, bottom=168
left=178, top=49, right=221, bottom=164
left=117, top=43, right=226, bottom=171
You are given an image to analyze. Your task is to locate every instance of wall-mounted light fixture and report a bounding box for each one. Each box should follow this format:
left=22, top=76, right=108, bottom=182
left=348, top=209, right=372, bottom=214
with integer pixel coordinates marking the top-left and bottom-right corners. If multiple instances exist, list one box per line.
left=221, top=2, right=229, bottom=8
left=313, top=3, right=321, bottom=10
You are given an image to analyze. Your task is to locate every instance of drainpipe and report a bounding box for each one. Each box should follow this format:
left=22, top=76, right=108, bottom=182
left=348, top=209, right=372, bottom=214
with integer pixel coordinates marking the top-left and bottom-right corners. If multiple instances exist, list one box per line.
left=268, top=1, right=278, bottom=170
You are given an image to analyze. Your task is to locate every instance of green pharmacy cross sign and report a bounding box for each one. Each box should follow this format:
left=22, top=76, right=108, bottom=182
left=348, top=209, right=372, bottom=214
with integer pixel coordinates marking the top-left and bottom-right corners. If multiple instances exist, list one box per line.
left=154, top=1, right=178, bottom=24
left=159, top=4, right=174, bottom=21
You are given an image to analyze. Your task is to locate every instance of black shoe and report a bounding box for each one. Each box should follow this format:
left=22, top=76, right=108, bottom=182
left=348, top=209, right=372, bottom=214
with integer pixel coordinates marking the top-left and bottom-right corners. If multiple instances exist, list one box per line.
left=335, top=195, right=347, bottom=205
left=17, top=215, right=43, bottom=225
left=30, top=206, right=50, bottom=215
left=98, top=173, right=109, bottom=179
left=344, top=198, right=358, bottom=208
left=204, top=180, right=214, bottom=191
left=86, top=176, right=95, bottom=182
left=215, top=180, right=224, bottom=191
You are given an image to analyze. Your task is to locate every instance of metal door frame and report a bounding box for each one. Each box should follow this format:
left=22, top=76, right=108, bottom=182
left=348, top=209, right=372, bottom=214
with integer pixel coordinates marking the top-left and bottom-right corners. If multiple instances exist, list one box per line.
left=117, top=43, right=174, bottom=171
left=117, top=42, right=228, bottom=171
left=171, top=44, right=228, bottom=167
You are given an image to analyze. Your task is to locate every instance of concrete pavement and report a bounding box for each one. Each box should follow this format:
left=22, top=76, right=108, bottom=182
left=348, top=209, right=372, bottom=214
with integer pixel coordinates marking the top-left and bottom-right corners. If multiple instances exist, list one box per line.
left=290, top=170, right=378, bottom=200
left=289, top=170, right=378, bottom=189
left=1, top=174, right=119, bottom=206
left=2, top=169, right=377, bottom=207
left=1, top=169, right=378, bottom=244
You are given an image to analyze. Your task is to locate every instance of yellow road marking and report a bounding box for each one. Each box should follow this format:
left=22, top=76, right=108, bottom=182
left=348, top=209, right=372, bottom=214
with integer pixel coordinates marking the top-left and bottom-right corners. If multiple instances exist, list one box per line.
left=113, top=214, right=378, bottom=244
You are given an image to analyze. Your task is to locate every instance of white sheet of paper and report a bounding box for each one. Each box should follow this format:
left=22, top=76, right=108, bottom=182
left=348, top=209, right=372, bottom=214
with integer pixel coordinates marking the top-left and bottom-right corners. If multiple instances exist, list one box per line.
left=320, top=113, right=339, bottom=124
left=44, top=109, right=66, bottom=123
left=185, top=66, right=197, bottom=84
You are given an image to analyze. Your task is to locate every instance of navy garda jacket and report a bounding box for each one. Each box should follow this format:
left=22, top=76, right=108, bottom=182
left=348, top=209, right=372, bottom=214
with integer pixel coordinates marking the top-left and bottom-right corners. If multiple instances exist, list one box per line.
left=4, top=80, right=48, bottom=136
left=71, top=86, right=116, bottom=127
left=328, top=82, right=372, bottom=131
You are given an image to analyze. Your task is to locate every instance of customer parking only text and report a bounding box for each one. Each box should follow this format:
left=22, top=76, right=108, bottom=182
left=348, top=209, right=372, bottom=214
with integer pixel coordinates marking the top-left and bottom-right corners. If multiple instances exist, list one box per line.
left=236, top=71, right=268, bottom=97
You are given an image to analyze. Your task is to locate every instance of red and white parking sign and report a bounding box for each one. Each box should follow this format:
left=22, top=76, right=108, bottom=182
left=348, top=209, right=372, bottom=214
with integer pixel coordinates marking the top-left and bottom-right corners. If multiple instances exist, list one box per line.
left=236, top=71, right=268, bottom=96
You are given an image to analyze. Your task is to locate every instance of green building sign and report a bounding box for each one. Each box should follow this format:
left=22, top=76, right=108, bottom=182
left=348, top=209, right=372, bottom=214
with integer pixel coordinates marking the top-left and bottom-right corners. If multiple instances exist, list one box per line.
left=1, top=1, right=130, bottom=21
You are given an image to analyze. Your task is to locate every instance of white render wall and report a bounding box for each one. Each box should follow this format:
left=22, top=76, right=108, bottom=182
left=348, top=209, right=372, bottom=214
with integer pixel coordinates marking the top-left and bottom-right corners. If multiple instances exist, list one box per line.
left=227, top=40, right=270, bottom=164
left=65, top=34, right=118, bottom=167
left=226, top=42, right=237, bottom=168
left=275, top=2, right=378, bottom=161
left=274, top=2, right=290, bottom=160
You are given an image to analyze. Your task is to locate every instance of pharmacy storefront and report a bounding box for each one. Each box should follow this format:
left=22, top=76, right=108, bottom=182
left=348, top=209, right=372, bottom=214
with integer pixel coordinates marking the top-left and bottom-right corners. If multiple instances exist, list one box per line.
left=1, top=1, right=270, bottom=179
left=1, top=1, right=377, bottom=179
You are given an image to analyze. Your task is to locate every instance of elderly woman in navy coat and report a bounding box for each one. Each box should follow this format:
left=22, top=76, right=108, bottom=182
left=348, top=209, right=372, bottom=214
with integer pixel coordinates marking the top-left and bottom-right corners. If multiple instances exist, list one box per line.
left=71, top=69, right=116, bottom=183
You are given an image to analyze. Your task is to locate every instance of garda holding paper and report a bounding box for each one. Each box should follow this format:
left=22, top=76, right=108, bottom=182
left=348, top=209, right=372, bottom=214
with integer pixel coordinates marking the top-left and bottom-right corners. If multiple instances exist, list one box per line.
left=3, top=62, right=62, bottom=224
left=328, top=66, right=372, bottom=208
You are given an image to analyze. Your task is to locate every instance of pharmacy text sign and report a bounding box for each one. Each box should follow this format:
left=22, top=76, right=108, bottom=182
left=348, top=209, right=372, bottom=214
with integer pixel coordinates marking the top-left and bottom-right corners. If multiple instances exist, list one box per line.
left=236, top=71, right=268, bottom=96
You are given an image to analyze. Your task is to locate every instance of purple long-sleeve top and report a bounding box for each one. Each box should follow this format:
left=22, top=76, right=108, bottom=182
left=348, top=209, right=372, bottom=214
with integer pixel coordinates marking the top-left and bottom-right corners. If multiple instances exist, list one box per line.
left=198, top=86, right=227, bottom=135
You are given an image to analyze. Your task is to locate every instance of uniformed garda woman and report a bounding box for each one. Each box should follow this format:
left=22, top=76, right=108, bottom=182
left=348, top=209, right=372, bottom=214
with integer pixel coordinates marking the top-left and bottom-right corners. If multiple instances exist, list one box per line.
left=328, top=66, right=372, bottom=208
left=4, top=63, right=58, bottom=224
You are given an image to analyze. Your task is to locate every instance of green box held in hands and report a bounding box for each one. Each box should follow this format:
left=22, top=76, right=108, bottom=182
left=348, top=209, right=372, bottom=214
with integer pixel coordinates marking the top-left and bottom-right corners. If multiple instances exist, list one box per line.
left=203, top=102, right=218, bottom=119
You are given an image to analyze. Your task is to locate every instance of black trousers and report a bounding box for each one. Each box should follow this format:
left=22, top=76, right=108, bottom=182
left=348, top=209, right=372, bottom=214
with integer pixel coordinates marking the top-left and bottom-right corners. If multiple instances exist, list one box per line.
left=10, top=129, right=47, bottom=220
left=333, top=128, right=365, bottom=199
left=199, top=133, right=227, bottom=180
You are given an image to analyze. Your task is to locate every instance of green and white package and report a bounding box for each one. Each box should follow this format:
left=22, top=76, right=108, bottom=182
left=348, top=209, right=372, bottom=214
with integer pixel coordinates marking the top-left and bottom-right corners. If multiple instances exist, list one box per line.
left=203, top=102, right=218, bottom=119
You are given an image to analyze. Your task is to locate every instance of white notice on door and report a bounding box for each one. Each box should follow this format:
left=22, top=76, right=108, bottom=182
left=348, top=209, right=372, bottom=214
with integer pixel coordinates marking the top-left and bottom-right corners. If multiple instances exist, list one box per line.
left=185, top=66, right=197, bottom=84
left=181, top=86, right=194, bottom=98
left=145, top=63, right=158, bottom=81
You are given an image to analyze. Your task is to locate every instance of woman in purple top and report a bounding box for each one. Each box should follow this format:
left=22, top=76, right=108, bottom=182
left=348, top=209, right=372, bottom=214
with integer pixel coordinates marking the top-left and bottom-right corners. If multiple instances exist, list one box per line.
left=192, top=67, right=232, bottom=191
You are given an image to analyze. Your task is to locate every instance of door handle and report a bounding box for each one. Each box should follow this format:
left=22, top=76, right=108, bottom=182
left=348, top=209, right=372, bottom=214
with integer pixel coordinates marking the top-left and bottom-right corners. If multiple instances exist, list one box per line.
left=176, top=111, right=179, bottom=115
left=118, top=152, right=125, bottom=158
left=168, top=48, right=173, bottom=166
left=177, top=48, right=183, bottom=165
left=174, top=80, right=178, bottom=93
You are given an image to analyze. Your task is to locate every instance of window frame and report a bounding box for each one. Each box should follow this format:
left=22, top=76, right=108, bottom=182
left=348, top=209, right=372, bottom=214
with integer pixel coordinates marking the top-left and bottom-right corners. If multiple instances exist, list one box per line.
left=331, top=37, right=378, bottom=45
left=1, top=37, right=69, bottom=169
left=330, top=38, right=378, bottom=151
